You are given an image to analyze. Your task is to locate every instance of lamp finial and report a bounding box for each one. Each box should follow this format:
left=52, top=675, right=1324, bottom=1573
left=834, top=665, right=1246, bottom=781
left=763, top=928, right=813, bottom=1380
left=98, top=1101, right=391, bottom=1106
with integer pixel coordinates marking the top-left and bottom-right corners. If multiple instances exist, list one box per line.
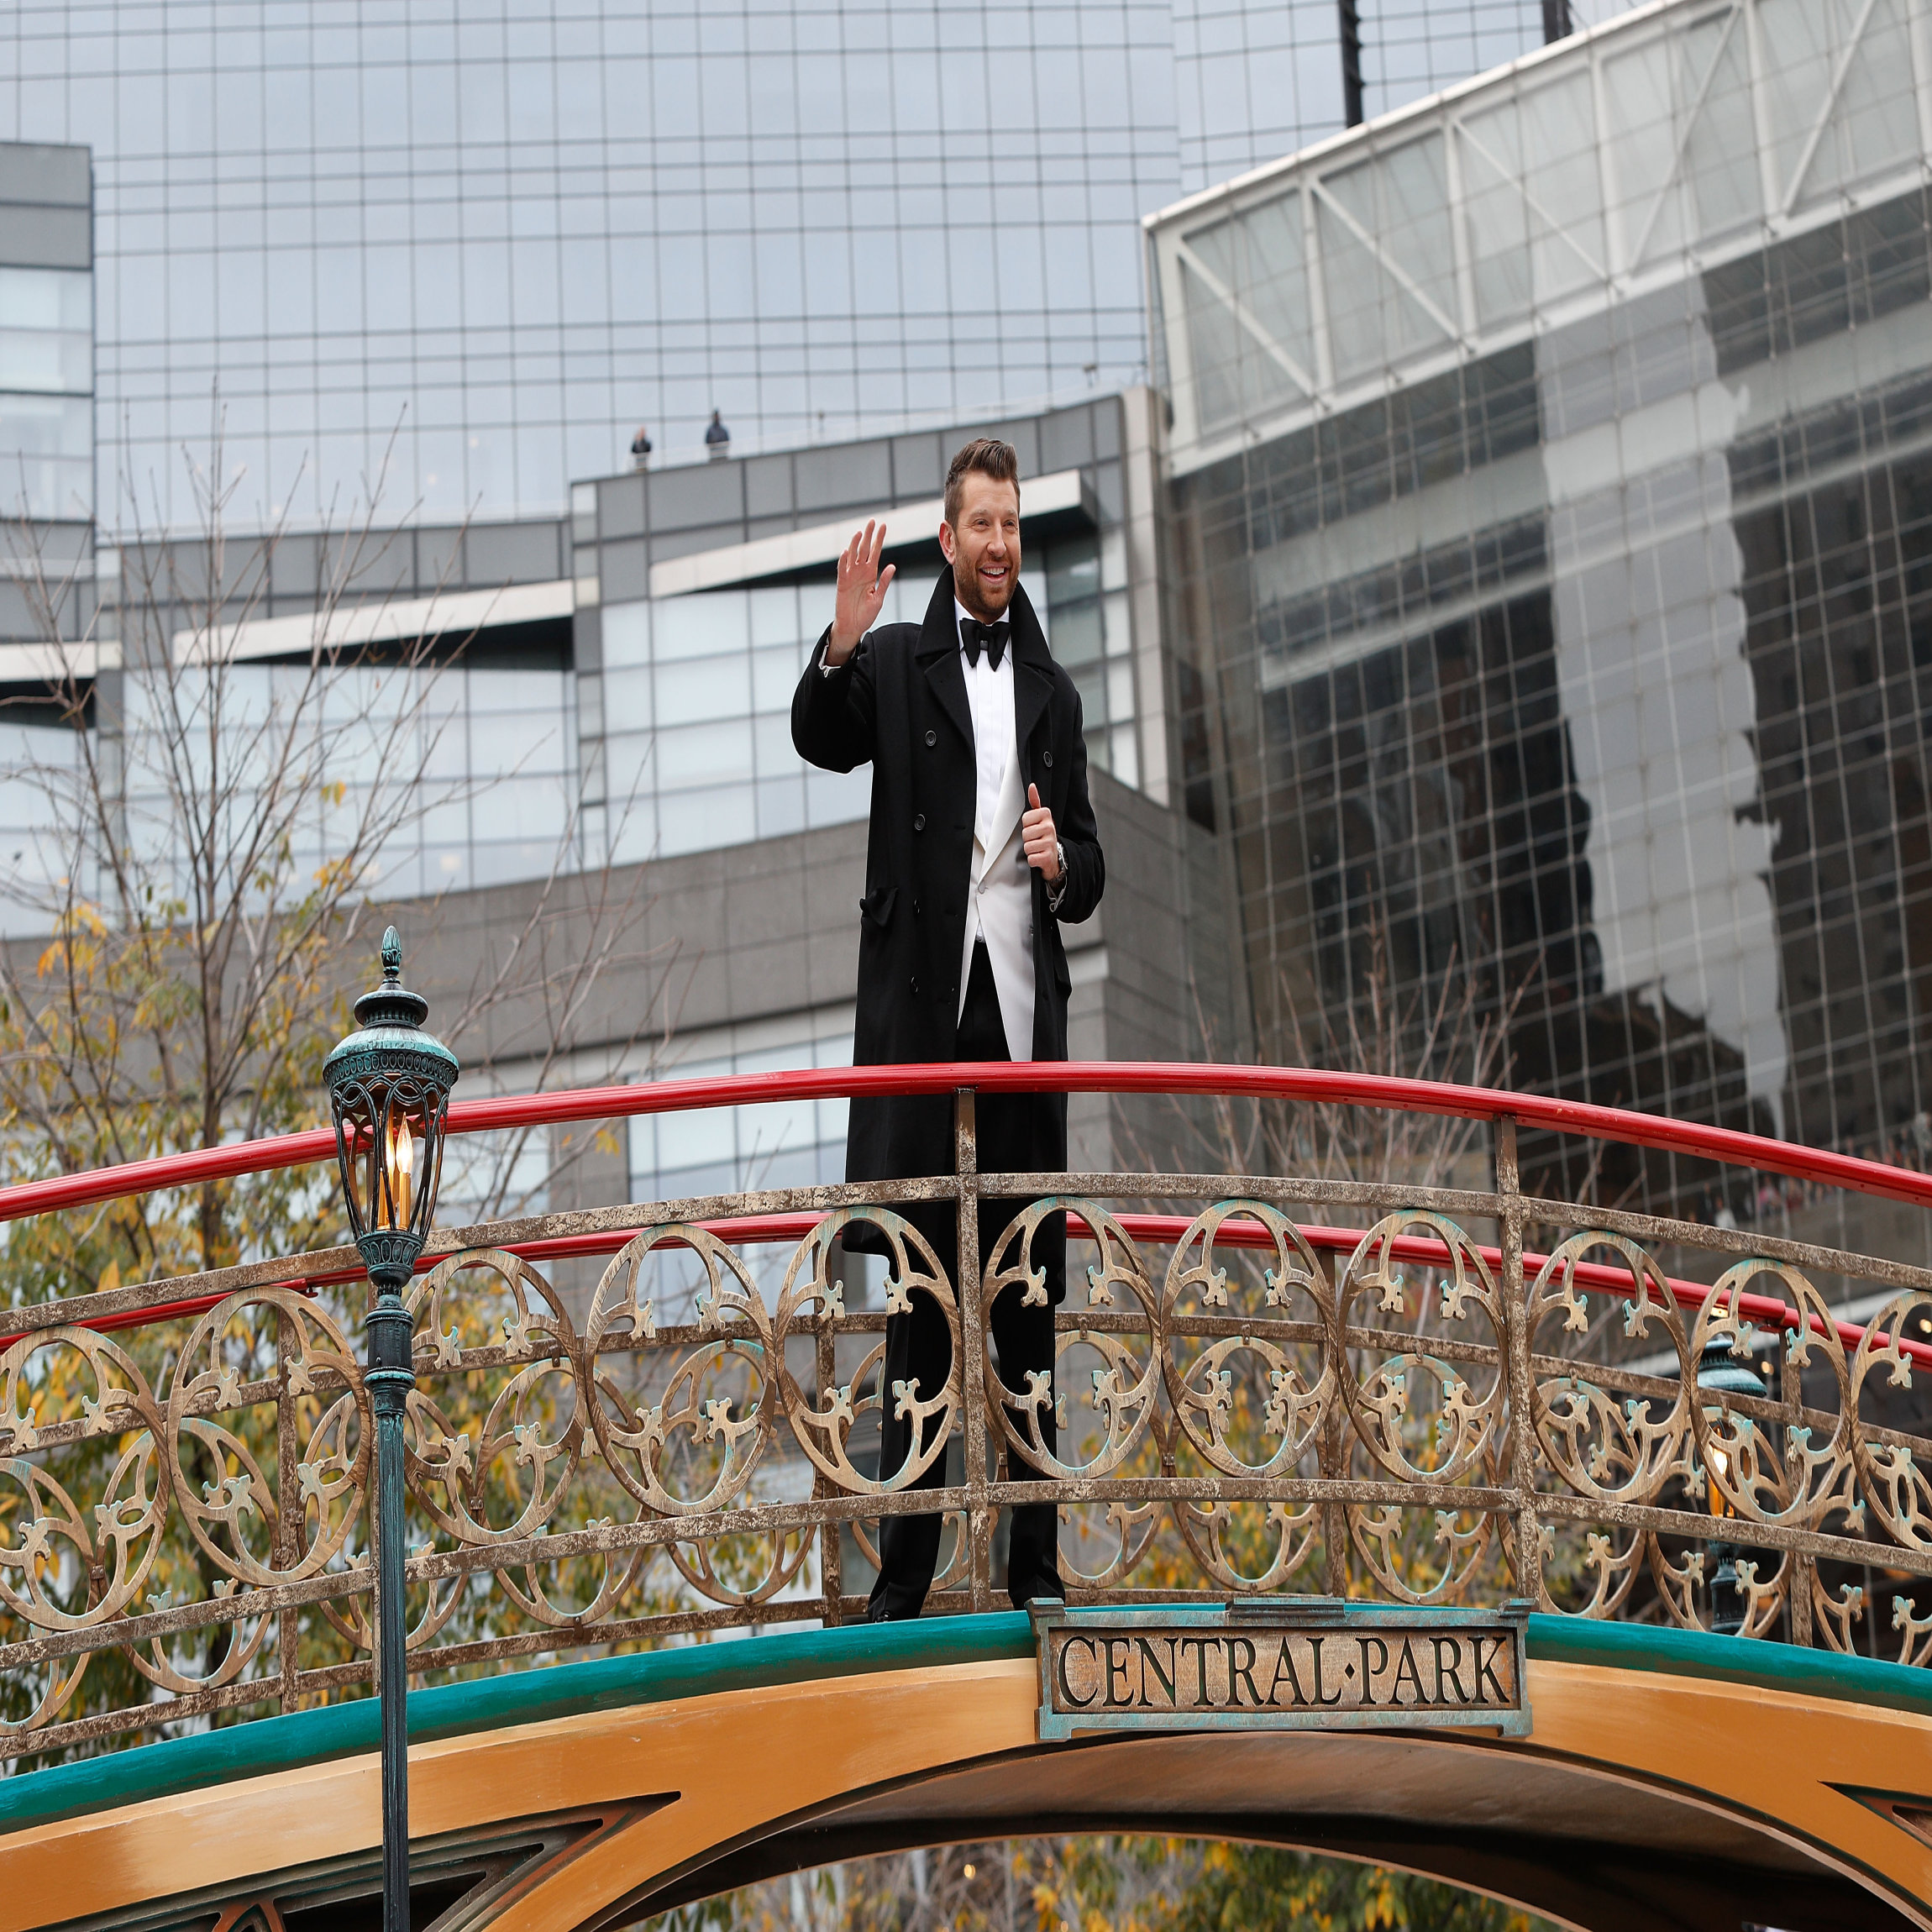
left=381, top=925, right=402, bottom=984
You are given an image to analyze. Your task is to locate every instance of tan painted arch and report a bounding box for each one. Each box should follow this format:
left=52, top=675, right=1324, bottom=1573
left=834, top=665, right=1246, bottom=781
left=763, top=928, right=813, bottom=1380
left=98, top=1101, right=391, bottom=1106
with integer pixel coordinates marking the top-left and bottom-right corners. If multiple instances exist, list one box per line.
left=7, top=1655, right=1932, bottom=1932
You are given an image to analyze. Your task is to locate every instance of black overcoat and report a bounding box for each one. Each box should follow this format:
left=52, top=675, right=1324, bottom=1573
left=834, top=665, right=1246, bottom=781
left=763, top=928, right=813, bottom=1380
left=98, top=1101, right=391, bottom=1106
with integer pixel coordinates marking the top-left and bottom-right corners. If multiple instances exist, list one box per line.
left=791, top=566, right=1105, bottom=1186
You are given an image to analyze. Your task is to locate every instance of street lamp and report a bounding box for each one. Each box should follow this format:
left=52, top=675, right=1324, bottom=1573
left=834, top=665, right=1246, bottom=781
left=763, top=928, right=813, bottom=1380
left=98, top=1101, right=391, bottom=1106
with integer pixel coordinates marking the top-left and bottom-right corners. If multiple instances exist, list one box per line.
left=325, top=926, right=459, bottom=1932
left=1696, top=1331, right=1762, bottom=1638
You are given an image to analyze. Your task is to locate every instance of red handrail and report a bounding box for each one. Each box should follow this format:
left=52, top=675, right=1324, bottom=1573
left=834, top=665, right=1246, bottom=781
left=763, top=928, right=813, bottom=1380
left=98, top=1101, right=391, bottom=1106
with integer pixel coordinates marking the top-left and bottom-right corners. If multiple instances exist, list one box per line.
left=4, top=1061, right=1932, bottom=1226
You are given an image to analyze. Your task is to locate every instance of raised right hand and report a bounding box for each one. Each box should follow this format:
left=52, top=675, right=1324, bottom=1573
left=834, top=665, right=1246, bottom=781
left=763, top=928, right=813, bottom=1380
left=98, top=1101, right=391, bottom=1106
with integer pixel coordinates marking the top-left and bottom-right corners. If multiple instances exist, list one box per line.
left=828, top=520, right=895, bottom=664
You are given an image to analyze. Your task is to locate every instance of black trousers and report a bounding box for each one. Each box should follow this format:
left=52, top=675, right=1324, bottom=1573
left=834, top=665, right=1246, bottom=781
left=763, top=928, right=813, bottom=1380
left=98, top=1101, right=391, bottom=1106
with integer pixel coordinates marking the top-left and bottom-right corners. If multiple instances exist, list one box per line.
left=867, top=941, right=1065, bottom=1620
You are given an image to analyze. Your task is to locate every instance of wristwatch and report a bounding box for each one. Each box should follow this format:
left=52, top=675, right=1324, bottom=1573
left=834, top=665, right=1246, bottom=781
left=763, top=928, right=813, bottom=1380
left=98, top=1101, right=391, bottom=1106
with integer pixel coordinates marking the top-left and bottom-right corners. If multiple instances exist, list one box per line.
left=1047, top=841, right=1068, bottom=911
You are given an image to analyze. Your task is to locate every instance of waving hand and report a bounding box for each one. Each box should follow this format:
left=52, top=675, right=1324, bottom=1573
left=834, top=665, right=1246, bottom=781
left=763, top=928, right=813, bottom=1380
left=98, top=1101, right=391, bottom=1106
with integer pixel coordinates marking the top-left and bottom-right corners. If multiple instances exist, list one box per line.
left=827, top=521, right=895, bottom=665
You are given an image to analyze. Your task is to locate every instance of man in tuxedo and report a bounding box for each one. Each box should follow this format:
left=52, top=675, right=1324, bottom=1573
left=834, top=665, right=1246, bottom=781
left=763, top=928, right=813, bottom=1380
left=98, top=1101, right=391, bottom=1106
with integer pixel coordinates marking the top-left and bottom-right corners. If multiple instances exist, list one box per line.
left=791, top=437, right=1105, bottom=1620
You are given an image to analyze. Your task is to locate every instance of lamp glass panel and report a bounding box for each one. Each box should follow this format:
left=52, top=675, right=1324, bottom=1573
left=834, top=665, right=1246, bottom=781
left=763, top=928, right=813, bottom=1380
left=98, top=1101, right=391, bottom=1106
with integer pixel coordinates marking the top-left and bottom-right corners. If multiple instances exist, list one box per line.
left=391, top=1098, right=433, bottom=1234
left=333, top=1089, right=375, bottom=1237
left=348, top=1090, right=435, bottom=1236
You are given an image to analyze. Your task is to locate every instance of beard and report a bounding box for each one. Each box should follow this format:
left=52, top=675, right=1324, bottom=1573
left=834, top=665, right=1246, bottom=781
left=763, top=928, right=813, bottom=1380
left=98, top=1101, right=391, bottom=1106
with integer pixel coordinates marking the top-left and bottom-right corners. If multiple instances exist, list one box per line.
left=953, top=554, right=1016, bottom=622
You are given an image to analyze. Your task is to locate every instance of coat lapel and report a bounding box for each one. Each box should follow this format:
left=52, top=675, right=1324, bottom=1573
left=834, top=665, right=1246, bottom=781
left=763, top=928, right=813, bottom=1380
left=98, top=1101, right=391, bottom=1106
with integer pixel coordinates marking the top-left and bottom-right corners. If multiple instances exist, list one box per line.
left=979, top=734, right=1027, bottom=862
left=1008, top=582, right=1053, bottom=765
left=913, top=569, right=973, bottom=750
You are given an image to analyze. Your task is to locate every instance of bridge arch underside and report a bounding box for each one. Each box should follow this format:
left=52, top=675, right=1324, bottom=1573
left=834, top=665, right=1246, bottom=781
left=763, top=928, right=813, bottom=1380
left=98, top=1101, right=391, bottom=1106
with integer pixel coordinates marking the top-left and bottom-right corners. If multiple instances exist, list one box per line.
left=653, top=1725, right=1910, bottom=1932
left=8, top=1635, right=1932, bottom=1932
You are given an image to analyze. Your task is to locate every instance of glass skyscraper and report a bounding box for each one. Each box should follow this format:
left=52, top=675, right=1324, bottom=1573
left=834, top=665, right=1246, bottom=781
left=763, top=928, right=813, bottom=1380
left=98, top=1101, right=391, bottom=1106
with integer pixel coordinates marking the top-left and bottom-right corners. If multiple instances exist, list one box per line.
left=1147, top=0, right=1932, bottom=1205
left=0, top=0, right=1625, bottom=534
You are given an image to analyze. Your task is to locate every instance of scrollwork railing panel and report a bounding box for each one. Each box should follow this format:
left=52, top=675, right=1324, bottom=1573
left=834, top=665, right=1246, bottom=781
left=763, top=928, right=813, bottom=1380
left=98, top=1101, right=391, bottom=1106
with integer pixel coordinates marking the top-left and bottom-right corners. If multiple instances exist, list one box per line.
left=8, top=1157, right=1932, bottom=1761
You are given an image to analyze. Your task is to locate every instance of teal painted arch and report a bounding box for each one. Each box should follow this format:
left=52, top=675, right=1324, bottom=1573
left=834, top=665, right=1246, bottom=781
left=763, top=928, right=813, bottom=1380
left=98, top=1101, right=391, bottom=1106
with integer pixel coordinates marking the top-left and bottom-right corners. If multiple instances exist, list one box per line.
left=6, top=1609, right=1929, bottom=1840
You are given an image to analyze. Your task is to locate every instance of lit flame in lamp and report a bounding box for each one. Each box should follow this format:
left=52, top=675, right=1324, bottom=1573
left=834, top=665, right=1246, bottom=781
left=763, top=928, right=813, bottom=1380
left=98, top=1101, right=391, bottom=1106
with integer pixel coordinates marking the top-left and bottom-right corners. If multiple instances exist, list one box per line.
left=384, top=1112, right=415, bottom=1231
left=1706, top=1442, right=1730, bottom=1520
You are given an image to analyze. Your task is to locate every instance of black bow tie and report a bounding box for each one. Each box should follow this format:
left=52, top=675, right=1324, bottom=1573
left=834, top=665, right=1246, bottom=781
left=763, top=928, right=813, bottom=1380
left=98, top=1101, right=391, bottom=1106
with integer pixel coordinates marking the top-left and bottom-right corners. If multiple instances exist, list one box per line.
left=960, top=617, right=1011, bottom=669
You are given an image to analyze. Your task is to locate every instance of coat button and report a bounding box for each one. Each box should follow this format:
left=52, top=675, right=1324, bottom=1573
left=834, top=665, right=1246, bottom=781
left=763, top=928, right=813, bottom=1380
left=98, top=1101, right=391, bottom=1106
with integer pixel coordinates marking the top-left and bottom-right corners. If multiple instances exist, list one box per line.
left=914, top=813, right=927, bottom=832
left=1043, top=749, right=1054, bottom=768
left=910, top=975, right=920, bottom=995
left=925, top=729, right=937, bottom=747
left=913, top=898, right=923, bottom=915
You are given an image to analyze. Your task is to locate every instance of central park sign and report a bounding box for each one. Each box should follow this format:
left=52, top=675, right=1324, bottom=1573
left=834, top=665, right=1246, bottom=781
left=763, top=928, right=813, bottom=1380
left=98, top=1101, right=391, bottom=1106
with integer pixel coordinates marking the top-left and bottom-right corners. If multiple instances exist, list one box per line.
left=1031, top=1599, right=1532, bottom=1741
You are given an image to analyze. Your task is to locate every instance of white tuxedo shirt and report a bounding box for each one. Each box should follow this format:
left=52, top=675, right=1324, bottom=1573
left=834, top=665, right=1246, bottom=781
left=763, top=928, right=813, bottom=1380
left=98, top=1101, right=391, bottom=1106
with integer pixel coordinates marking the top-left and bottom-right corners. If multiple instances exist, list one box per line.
left=953, top=599, right=1035, bottom=1062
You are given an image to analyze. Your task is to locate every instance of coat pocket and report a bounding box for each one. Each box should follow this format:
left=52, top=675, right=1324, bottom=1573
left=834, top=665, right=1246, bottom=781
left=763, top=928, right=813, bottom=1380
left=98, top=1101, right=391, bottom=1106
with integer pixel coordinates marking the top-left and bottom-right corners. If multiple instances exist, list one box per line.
left=858, top=885, right=898, bottom=930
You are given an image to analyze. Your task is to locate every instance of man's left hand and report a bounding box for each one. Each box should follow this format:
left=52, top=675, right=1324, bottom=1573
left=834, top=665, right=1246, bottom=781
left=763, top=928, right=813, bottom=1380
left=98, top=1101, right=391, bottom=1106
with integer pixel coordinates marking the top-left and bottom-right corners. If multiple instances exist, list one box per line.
left=1023, top=784, right=1061, bottom=882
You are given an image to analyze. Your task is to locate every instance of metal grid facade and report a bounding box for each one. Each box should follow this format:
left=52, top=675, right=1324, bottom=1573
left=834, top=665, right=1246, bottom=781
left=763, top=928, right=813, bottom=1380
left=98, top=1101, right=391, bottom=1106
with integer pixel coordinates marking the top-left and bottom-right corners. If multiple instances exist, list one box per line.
left=1, top=1, right=1597, bottom=533
left=1148, top=0, right=1932, bottom=1195
left=0, top=144, right=90, bottom=526
left=1361, top=3, right=1638, bottom=122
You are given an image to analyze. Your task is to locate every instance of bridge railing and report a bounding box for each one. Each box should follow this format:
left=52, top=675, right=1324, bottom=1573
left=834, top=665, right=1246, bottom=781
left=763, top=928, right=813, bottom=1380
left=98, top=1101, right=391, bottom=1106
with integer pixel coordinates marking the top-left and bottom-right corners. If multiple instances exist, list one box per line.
left=4, top=1063, right=1932, bottom=1762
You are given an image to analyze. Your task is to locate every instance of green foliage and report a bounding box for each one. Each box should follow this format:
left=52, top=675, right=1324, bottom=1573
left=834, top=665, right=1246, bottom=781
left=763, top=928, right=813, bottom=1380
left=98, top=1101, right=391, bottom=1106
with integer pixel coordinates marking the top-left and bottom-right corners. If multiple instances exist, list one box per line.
left=0, top=886, right=349, bottom=1298
left=638, top=1838, right=1557, bottom=1932
left=1151, top=1842, right=1544, bottom=1932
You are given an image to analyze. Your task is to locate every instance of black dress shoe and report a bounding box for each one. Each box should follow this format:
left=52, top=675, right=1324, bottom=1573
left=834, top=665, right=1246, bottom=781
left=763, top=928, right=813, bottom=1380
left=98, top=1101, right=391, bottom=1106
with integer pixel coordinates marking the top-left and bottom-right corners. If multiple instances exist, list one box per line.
left=1011, top=1579, right=1067, bottom=1613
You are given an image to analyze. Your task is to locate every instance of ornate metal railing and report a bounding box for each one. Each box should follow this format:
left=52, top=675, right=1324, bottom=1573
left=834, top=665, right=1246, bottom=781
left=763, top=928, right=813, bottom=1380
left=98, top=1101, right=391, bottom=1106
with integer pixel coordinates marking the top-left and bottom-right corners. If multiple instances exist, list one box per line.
left=4, top=1063, right=1932, bottom=1763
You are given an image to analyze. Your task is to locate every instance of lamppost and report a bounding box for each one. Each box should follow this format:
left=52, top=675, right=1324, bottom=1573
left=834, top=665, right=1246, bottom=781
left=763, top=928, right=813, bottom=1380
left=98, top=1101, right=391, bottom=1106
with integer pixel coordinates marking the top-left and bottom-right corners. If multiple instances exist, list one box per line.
left=325, top=927, right=459, bottom=1932
left=1697, top=1331, right=1762, bottom=1638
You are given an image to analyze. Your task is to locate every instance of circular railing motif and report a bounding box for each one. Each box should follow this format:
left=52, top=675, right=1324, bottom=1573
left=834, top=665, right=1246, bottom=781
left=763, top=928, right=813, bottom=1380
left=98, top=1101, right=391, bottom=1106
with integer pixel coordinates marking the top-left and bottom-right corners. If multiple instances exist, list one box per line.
left=1161, top=1201, right=1334, bottom=1478
left=1336, top=1211, right=1502, bottom=1488
left=164, top=1288, right=368, bottom=1590
left=0, top=1327, right=167, bottom=1635
left=587, top=1226, right=775, bottom=1517
left=772, top=1208, right=958, bottom=1495
left=984, top=1199, right=1161, bottom=1483
left=1530, top=1233, right=1691, bottom=1507
left=408, top=1249, right=586, bottom=1547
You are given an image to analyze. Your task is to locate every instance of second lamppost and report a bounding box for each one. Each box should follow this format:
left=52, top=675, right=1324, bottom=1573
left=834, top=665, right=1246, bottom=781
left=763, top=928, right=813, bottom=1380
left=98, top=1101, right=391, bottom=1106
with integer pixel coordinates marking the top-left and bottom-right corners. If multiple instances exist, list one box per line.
left=326, top=927, right=459, bottom=1932
left=1696, top=1331, right=1762, bottom=1638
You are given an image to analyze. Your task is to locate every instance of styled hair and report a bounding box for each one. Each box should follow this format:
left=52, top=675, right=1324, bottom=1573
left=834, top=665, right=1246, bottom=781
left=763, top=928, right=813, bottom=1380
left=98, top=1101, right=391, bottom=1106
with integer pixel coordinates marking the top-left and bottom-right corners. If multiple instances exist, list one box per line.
left=943, top=438, right=1021, bottom=525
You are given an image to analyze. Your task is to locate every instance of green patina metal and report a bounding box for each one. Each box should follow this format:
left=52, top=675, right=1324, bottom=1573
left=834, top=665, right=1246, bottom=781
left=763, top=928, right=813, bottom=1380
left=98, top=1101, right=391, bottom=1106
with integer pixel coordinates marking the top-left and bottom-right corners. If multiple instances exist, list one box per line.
left=323, top=924, right=463, bottom=1932
left=0, top=1614, right=1034, bottom=1839
left=1526, top=1610, right=1932, bottom=1717
left=322, top=928, right=460, bottom=1095
left=5, top=1609, right=1928, bottom=1843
